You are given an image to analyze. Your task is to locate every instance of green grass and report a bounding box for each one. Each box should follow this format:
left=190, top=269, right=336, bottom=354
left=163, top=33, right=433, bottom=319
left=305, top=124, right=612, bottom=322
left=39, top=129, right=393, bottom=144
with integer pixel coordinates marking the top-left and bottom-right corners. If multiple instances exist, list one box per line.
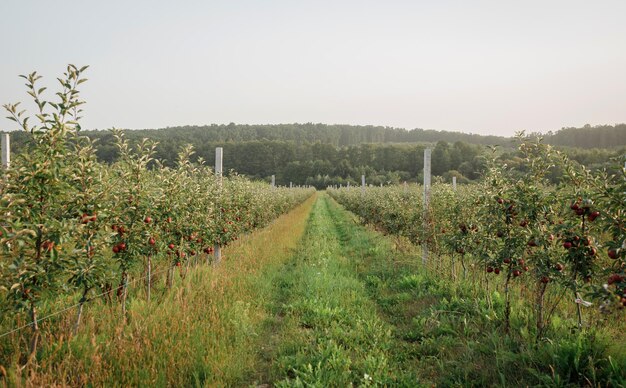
left=256, top=194, right=419, bottom=386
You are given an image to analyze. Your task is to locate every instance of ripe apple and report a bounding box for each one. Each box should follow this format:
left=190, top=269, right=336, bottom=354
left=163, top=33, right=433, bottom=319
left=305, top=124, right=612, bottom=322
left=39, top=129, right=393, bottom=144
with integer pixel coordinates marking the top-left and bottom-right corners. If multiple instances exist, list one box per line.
left=168, top=243, right=175, bottom=250
left=608, top=249, right=618, bottom=260
left=503, top=257, right=511, bottom=264
left=118, top=242, right=127, bottom=251
left=608, top=274, right=624, bottom=285
left=497, top=198, right=504, bottom=204
left=144, top=216, right=152, bottom=224
left=486, top=267, right=494, bottom=273
left=587, top=211, right=600, bottom=222
left=555, top=263, right=564, bottom=271
left=112, top=245, right=120, bottom=254
left=41, top=240, right=54, bottom=251
left=563, top=241, right=572, bottom=249
left=541, top=276, right=550, bottom=284
left=513, top=270, right=522, bottom=277
left=494, top=268, right=501, bottom=274
left=149, top=237, right=156, bottom=245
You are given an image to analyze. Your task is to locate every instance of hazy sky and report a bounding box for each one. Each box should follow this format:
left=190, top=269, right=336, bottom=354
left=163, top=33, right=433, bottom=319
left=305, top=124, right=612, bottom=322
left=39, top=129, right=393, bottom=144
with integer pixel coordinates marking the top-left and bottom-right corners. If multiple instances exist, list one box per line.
left=1, top=1, right=625, bottom=137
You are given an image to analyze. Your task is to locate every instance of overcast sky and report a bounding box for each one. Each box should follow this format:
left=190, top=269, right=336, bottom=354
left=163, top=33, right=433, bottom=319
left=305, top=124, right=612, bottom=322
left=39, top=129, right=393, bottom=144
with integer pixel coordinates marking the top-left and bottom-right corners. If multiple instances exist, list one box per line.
left=1, top=1, right=625, bottom=137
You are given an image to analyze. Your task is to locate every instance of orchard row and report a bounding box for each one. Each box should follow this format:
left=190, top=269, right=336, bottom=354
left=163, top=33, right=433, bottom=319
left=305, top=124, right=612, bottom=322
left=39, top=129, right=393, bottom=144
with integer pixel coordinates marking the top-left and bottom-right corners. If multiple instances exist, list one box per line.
left=329, top=137, right=625, bottom=336
left=0, top=67, right=314, bottom=347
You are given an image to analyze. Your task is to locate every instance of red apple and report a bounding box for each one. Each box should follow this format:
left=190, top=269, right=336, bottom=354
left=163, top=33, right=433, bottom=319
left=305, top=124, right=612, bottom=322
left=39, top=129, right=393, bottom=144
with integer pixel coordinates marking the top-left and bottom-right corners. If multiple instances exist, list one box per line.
left=608, top=274, right=624, bottom=285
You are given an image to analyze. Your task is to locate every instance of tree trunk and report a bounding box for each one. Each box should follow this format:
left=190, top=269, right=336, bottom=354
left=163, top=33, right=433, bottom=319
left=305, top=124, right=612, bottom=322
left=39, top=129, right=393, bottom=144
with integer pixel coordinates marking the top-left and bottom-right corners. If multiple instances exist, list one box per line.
left=73, top=288, right=89, bottom=335
left=27, top=303, right=40, bottom=366
left=121, top=271, right=128, bottom=321
left=504, top=265, right=513, bottom=333
left=146, top=255, right=152, bottom=302
left=536, top=281, right=548, bottom=340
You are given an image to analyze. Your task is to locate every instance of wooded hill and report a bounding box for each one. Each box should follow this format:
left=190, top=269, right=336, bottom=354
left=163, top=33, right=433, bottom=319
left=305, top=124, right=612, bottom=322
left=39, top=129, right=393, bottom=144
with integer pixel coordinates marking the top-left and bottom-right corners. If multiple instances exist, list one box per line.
left=3, top=123, right=624, bottom=189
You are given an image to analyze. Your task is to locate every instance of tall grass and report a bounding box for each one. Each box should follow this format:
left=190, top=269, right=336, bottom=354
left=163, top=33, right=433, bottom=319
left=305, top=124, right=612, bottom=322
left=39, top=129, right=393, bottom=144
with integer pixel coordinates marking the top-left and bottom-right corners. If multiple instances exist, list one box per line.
left=0, top=195, right=316, bottom=386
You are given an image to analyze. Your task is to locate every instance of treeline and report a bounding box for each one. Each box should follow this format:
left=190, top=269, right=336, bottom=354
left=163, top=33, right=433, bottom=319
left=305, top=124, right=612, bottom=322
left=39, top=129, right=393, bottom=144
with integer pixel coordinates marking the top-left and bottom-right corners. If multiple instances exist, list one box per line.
left=81, top=123, right=510, bottom=147
left=541, top=124, right=626, bottom=149
left=3, top=125, right=624, bottom=189
left=71, top=122, right=624, bottom=149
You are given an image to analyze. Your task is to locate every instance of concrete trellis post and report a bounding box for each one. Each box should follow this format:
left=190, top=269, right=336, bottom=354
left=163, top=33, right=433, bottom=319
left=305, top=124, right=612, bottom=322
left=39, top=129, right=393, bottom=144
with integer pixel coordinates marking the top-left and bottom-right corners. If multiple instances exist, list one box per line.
left=423, top=148, right=431, bottom=265
left=1, top=133, right=9, bottom=169
left=361, top=175, right=365, bottom=195
left=452, top=176, right=457, bottom=191
left=290, top=182, right=292, bottom=188
left=214, top=147, right=223, bottom=265
left=271, top=175, right=275, bottom=188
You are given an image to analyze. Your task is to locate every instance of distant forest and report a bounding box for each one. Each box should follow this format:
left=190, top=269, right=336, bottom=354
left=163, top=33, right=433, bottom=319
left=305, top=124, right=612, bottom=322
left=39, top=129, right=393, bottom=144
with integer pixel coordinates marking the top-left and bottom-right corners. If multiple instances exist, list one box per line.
left=3, top=123, right=625, bottom=189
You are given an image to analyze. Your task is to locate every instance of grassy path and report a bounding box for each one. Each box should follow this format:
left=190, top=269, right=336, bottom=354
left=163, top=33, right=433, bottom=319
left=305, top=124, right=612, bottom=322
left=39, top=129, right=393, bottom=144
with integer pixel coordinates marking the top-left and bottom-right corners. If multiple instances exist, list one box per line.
left=254, top=194, right=420, bottom=386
